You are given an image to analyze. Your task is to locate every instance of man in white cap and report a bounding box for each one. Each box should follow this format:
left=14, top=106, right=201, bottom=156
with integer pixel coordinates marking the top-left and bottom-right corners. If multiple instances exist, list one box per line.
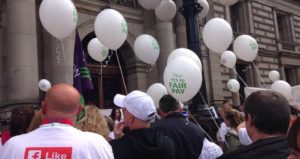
left=110, top=90, right=175, bottom=159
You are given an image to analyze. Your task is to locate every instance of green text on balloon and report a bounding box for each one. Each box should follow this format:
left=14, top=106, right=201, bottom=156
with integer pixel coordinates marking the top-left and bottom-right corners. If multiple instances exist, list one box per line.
left=169, top=73, right=187, bottom=94
left=164, top=56, right=202, bottom=102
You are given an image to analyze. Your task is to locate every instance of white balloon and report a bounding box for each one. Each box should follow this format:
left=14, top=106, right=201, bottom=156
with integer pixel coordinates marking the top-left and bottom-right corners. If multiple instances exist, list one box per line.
left=233, top=35, right=258, bottom=62
left=227, top=79, right=240, bottom=93
left=87, top=38, right=109, bottom=62
left=39, top=0, right=77, bottom=39
left=269, top=70, right=280, bottom=82
left=39, top=79, right=51, bottom=92
left=155, top=0, right=177, bottom=21
left=203, top=18, right=233, bottom=54
left=218, top=0, right=239, bottom=6
left=220, top=51, right=237, bottom=68
left=167, top=48, right=202, bottom=71
left=271, top=80, right=292, bottom=99
left=138, top=0, right=163, bottom=10
left=164, top=56, right=202, bottom=102
left=134, top=34, right=160, bottom=65
left=198, top=0, right=209, bottom=19
left=94, top=9, right=128, bottom=50
left=147, top=83, right=168, bottom=108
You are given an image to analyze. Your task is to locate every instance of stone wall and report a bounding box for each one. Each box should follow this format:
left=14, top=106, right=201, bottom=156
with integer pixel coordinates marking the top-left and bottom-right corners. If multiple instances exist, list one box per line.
left=252, top=2, right=277, bottom=52
left=245, top=0, right=300, bottom=89
left=210, top=0, right=300, bottom=105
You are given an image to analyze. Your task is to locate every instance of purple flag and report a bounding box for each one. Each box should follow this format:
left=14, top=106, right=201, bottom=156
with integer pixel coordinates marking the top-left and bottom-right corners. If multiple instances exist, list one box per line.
left=73, top=30, right=94, bottom=120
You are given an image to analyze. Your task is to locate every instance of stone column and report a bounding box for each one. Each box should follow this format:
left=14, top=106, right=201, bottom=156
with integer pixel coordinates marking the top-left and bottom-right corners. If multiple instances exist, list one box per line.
left=279, top=64, right=286, bottom=81
left=50, top=33, right=75, bottom=85
left=0, top=19, right=5, bottom=105
left=143, top=10, right=155, bottom=35
left=127, top=62, right=148, bottom=92
left=296, top=67, right=300, bottom=85
left=6, top=0, right=39, bottom=103
left=155, top=21, right=175, bottom=82
left=143, top=10, right=159, bottom=87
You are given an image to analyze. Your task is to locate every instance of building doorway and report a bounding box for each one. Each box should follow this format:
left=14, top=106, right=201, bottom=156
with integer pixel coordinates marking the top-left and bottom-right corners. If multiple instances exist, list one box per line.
left=82, top=32, right=127, bottom=109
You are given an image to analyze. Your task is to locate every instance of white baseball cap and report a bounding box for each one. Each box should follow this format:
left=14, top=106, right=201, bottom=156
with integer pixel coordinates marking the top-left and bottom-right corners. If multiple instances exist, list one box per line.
left=113, top=90, right=157, bottom=121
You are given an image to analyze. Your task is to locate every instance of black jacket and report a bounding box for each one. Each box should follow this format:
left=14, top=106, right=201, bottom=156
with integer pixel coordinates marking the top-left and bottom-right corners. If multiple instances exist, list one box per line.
left=218, top=136, right=291, bottom=159
left=109, top=128, right=175, bottom=159
left=152, top=112, right=205, bottom=159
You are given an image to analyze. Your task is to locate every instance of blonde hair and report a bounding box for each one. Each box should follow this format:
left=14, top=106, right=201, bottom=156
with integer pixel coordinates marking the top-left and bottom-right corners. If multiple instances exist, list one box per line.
left=75, top=105, right=109, bottom=140
left=218, top=104, right=233, bottom=120
left=225, top=109, right=244, bottom=128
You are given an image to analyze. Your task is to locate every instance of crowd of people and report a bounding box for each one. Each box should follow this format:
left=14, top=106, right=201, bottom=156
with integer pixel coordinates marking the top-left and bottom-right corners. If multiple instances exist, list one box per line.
left=0, top=83, right=299, bottom=159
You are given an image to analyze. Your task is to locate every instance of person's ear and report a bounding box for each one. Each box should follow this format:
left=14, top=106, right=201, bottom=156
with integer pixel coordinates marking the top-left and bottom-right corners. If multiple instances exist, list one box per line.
left=246, top=114, right=254, bottom=127
left=76, top=105, right=83, bottom=115
left=128, top=113, right=134, bottom=124
left=160, top=111, right=167, bottom=119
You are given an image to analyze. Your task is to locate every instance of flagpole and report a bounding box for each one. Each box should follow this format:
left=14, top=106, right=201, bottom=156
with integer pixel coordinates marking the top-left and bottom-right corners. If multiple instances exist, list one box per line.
left=100, top=62, right=103, bottom=108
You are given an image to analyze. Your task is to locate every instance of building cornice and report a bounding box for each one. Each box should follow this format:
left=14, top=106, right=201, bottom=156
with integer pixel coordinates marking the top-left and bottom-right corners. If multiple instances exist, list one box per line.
left=253, top=0, right=300, bottom=16
left=74, top=0, right=144, bottom=24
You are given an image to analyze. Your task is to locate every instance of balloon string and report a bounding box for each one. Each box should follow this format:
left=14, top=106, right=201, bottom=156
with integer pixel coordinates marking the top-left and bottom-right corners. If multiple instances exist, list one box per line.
left=189, top=114, right=215, bottom=143
left=145, top=64, right=155, bottom=72
left=60, top=39, right=66, bottom=62
left=248, top=64, right=254, bottom=86
left=251, top=61, right=267, bottom=88
left=61, top=40, right=69, bottom=84
left=56, top=39, right=69, bottom=84
left=116, top=50, right=128, bottom=94
left=56, top=40, right=61, bottom=64
left=100, top=62, right=103, bottom=108
left=105, top=52, right=113, bottom=65
left=232, top=68, right=249, bottom=87
left=198, top=92, right=231, bottom=150
left=100, top=62, right=103, bottom=76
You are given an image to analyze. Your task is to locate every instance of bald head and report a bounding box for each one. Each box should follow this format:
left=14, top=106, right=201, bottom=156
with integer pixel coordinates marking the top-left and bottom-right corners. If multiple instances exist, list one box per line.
left=43, top=84, right=81, bottom=119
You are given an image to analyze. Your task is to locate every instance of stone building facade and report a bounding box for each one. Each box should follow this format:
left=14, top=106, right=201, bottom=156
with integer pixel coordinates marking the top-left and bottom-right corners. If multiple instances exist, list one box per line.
left=0, top=0, right=300, bottom=109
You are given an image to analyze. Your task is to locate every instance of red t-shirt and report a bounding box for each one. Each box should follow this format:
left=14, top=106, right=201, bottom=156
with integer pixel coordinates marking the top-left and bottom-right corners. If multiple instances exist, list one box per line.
left=1, top=130, right=11, bottom=145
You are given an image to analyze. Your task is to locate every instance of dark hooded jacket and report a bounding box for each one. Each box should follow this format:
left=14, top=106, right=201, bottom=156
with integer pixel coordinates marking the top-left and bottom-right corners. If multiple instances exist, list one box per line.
left=109, top=128, right=175, bottom=159
left=218, top=136, right=291, bottom=159
left=152, top=112, right=205, bottom=159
